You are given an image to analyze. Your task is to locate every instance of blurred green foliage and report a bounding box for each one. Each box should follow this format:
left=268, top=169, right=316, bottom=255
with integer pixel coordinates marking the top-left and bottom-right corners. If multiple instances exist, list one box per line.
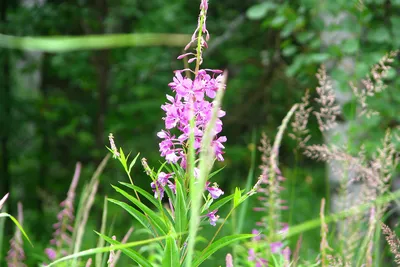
left=0, top=0, right=399, bottom=265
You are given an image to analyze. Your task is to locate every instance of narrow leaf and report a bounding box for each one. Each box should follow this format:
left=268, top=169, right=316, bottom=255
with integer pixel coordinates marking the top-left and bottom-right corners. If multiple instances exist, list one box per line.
left=208, top=193, right=237, bottom=212
left=192, top=234, right=254, bottom=266
left=44, top=233, right=172, bottom=267
left=112, top=186, right=169, bottom=234
left=107, top=199, right=157, bottom=235
left=100, top=233, right=153, bottom=267
left=119, top=182, right=160, bottom=208
left=175, top=180, right=188, bottom=235
left=128, top=153, right=140, bottom=174
left=162, top=235, right=180, bottom=267
left=233, top=187, right=242, bottom=208
left=0, top=213, right=33, bottom=246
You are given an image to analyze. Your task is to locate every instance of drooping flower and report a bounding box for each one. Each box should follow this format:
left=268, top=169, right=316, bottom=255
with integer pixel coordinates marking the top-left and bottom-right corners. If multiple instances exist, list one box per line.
left=206, top=210, right=219, bottom=226
left=150, top=172, right=174, bottom=199
left=206, top=182, right=224, bottom=199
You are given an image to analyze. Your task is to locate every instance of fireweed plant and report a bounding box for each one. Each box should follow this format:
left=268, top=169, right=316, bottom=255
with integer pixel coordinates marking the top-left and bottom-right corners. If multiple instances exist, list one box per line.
left=102, top=1, right=255, bottom=266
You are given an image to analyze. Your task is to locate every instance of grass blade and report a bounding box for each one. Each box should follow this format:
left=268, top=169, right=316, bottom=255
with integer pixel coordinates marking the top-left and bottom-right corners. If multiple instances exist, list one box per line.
left=44, top=233, right=173, bottom=267
left=96, top=196, right=108, bottom=267
left=112, top=185, right=169, bottom=234
left=101, top=233, right=152, bottom=267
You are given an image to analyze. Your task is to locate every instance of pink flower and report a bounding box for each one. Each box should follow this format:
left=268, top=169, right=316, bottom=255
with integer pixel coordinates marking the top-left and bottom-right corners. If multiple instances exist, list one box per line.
left=45, top=248, right=57, bottom=260
left=158, top=69, right=226, bottom=167
left=248, top=248, right=268, bottom=267
left=252, top=229, right=262, bottom=241
left=206, top=182, right=224, bottom=199
left=282, top=247, right=291, bottom=261
left=270, top=242, right=283, bottom=253
left=151, top=172, right=174, bottom=199
left=206, top=210, right=219, bottom=226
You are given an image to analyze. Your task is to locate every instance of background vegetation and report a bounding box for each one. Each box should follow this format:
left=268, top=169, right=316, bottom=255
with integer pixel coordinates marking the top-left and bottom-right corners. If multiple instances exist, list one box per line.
left=1, top=0, right=399, bottom=266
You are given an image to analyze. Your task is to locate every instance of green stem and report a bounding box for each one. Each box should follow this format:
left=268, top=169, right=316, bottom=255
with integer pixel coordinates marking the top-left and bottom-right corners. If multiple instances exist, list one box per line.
left=288, top=151, right=299, bottom=226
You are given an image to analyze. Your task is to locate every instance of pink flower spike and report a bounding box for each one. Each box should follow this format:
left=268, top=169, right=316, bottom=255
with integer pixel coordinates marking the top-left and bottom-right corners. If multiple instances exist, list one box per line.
left=200, top=0, right=208, bottom=10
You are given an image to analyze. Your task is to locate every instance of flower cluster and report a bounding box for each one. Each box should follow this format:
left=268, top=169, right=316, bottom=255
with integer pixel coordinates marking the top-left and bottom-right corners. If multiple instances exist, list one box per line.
left=248, top=134, right=291, bottom=264
left=154, top=70, right=227, bottom=209
left=150, top=172, right=175, bottom=199
left=151, top=0, right=226, bottom=226
left=150, top=171, right=224, bottom=203
left=157, top=69, right=227, bottom=166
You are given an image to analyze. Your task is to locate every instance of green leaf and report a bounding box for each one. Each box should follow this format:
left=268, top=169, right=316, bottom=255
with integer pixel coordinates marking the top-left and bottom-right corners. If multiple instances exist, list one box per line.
left=208, top=166, right=225, bottom=179
left=162, top=235, right=180, bottom=267
left=0, top=213, right=33, bottom=246
left=128, top=152, right=140, bottom=174
left=175, top=180, right=188, bottom=235
left=282, top=45, right=297, bottom=57
left=286, top=55, right=306, bottom=77
left=307, top=53, right=330, bottom=63
left=233, top=187, right=242, bottom=208
left=100, top=233, right=153, bottom=267
left=112, top=185, right=169, bottom=235
left=246, top=2, right=277, bottom=20
left=209, top=194, right=236, bottom=211
left=367, top=25, right=391, bottom=43
left=44, top=232, right=171, bottom=267
left=281, top=21, right=296, bottom=38
left=341, top=39, right=359, bottom=54
left=192, top=234, right=254, bottom=266
left=119, top=148, right=128, bottom=171
left=119, top=182, right=160, bottom=209
left=270, top=15, right=286, bottom=28
left=107, top=199, right=154, bottom=233
left=296, top=31, right=315, bottom=44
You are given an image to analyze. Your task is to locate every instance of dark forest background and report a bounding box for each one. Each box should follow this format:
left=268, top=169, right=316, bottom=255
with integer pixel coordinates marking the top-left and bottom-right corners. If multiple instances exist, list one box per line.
left=1, top=0, right=400, bottom=265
